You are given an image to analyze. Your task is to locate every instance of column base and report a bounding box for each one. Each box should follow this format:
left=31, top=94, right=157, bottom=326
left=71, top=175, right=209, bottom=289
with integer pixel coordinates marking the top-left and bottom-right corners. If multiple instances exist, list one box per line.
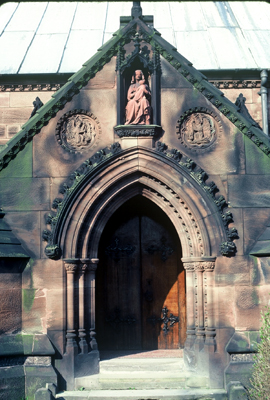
left=194, top=328, right=205, bottom=352
left=62, top=349, right=100, bottom=391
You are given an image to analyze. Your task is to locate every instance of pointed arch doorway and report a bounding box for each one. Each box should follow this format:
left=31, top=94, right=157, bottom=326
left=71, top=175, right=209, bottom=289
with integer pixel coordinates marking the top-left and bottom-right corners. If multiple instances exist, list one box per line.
left=96, top=195, right=186, bottom=351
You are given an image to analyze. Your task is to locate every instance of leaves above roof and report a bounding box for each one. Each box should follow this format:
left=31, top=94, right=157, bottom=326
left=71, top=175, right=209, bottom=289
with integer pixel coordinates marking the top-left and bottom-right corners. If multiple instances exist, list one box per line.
left=0, top=14, right=269, bottom=171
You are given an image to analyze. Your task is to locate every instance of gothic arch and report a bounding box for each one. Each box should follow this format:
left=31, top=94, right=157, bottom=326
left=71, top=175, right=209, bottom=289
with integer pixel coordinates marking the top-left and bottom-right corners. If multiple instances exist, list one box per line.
left=47, top=145, right=230, bottom=261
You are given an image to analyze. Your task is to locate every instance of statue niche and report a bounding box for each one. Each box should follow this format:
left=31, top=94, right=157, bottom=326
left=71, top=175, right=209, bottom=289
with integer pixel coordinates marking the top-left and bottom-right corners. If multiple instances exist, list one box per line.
left=115, top=33, right=161, bottom=126
left=125, top=69, right=152, bottom=125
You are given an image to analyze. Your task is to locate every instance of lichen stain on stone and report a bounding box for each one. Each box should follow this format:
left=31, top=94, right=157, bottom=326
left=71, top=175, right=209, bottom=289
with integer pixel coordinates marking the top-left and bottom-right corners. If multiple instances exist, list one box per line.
left=22, top=288, right=36, bottom=312
left=251, top=256, right=259, bottom=285
left=23, top=259, right=34, bottom=289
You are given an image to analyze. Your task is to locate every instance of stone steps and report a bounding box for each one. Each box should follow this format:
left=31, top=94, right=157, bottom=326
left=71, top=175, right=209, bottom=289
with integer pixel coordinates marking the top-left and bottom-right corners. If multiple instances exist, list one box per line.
left=55, top=356, right=228, bottom=399
left=55, top=388, right=228, bottom=400
left=74, top=357, right=208, bottom=390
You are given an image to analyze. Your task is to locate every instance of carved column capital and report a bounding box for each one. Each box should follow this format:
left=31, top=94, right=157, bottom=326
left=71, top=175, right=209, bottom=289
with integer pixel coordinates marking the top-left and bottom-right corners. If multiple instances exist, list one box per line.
left=89, top=258, right=99, bottom=271
left=203, top=261, right=215, bottom=271
left=183, top=262, right=195, bottom=271
left=194, top=262, right=205, bottom=272
left=64, top=259, right=80, bottom=274
left=79, top=259, right=90, bottom=273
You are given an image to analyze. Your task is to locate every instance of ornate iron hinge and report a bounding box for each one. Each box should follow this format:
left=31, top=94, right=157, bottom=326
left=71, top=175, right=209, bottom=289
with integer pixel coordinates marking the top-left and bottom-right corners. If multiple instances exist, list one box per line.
left=147, top=306, right=179, bottom=334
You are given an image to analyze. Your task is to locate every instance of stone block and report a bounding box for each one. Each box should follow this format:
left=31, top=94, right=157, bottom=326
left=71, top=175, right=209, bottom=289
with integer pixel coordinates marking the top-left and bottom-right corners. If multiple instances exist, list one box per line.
left=0, top=288, right=22, bottom=334
left=227, top=89, right=253, bottom=105
left=0, top=334, right=54, bottom=356
left=215, top=327, right=235, bottom=355
left=235, top=286, right=260, bottom=330
left=0, top=107, right=32, bottom=124
left=9, top=91, right=52, bottom=108
left=161, top=57, right=194, bottom=89
left=227, top=381, right=249, bottom=400
left=254, top=258, right=270, bottom=285
left=48, top=330, right=65, bottom=357
left=243, top=208, right=270, bottom=255
left=0, top=140, right=33, bottom=178
left=215, top=255, right=252, bottom=286
left=82, top=58, right=116, bottom=89
left=0, top=178, right=50, bottom=211
left=46, top=288, right=65, bottom=330
left=226, top=331, right=251, bottom=353
left=225, top=362, right=253, bottom=395
left=25, top=364, right=57, bottom=400
left=22, top=290, right=47, bottom=333
left=35, top=388, right=53, bottom=400
left=251, top=88, right=262, bottom=105
left=0, top=92, right=9, bottom=107
left=32, top=335, right=55, bottom=355
left=7, top=124, right=21, bottom=137
left=0, top=365, right=25, bottom=400
left=215, top=286, right=235, bottom=328
left=228, top=175, right=270, bottom=208
left=0, top=272, right=21, bottom=288
left=245, top=135, right=270, bottom=174
left=29, top=258, right=63, bottom=290
left=0, top=124, right=6, bottom=138
left=244, top=103, right=262, bottom=126
left=3, top=212, right=41, bottom=258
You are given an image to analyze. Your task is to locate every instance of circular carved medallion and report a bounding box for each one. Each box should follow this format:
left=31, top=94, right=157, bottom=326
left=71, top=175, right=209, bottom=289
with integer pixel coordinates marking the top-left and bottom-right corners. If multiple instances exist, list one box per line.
left=56, top=109, right=101, bottom=153
left=177, top=108, right=221, bottom=150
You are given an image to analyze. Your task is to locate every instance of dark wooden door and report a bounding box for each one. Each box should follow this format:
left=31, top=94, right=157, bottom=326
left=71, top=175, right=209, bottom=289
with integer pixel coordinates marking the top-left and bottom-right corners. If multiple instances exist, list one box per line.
left=96, top=196, right=186, bottom=350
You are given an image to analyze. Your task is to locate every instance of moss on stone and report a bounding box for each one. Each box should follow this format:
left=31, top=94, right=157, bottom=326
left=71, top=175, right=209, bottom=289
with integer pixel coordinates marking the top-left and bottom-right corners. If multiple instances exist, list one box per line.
left=0, top=141, right=32, bottom=178
left=245, top=136, right=270, bottom=174
left=22, top=289, right=36, bottom=311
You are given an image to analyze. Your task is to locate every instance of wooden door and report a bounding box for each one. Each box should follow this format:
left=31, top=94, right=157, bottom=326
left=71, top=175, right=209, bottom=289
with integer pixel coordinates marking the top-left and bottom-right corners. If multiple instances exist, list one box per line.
left=96, top=196, right=186, bottom=350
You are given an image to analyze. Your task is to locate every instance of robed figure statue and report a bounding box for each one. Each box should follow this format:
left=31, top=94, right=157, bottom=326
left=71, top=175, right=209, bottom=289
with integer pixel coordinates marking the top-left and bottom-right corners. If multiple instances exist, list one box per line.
left=125, top=70, right=152, bottom=125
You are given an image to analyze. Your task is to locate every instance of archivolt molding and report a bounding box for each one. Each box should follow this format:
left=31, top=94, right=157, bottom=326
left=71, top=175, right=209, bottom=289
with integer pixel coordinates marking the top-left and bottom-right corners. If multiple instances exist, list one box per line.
left=43, top=142, right=238, bottom=260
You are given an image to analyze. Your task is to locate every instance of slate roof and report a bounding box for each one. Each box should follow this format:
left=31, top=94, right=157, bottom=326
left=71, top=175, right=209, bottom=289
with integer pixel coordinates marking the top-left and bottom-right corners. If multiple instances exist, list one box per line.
left=0, top=2, right=270, bottom=172
left=0, top=1, right=270, bottom=74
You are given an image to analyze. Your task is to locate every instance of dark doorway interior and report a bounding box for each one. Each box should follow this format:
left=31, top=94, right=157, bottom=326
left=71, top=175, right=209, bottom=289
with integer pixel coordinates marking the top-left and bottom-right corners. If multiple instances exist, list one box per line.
left=96, top=195, right=186, bottom=351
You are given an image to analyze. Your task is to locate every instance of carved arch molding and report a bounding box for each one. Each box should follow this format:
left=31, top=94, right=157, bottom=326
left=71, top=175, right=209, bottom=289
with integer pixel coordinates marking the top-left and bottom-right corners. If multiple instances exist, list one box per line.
left=43, top=142, right=237, bottom=260
left=43, top=142, right=238, bottom=357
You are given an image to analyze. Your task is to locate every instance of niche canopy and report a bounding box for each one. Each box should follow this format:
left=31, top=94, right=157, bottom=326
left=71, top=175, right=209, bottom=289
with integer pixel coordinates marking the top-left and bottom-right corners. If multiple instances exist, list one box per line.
left=114, top=2, right=162, bottom=138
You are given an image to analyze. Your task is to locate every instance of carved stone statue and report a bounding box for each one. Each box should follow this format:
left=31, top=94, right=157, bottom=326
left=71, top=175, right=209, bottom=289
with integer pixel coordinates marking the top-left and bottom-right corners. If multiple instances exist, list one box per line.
left=125, top=70, right=151, bottom=125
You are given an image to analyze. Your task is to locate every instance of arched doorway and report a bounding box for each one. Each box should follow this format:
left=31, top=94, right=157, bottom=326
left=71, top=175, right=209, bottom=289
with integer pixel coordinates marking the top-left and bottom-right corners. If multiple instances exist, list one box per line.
left=96, top=195, right=186, bottom=351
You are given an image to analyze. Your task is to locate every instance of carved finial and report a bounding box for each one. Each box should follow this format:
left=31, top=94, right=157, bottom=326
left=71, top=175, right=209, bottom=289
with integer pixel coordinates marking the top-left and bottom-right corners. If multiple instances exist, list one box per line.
left=132, top=1, right=142, bottom=18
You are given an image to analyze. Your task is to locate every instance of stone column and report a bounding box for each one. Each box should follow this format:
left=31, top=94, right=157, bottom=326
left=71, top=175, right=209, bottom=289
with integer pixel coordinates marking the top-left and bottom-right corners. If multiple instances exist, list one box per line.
left=89, top=258, right=99, bottom=350
left=183, top=262, right=196, bottom=348
left=204, top=261, right=216, bottom=352
left=78, top=260, right=89, bottom=353
left=64, top=259, right=79, bottom=349
left=194, top=262, right=205, bottom=350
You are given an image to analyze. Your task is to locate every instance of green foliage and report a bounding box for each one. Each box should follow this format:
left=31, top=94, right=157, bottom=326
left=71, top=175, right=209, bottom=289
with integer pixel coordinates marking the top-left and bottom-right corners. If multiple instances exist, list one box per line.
left=249, top=303, right=270, bottom=399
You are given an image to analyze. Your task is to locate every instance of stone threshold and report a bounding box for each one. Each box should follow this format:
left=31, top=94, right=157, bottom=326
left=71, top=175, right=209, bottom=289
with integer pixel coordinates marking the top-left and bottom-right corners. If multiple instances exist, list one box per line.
left=56, top=388, right=228, bottom=400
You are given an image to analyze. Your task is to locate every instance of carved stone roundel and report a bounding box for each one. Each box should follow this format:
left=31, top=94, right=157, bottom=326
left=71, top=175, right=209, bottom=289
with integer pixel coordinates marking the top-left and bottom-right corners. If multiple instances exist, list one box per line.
left=56, top=109, right=101, bottom=153
left=177, top=109, right=221, bottom=150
